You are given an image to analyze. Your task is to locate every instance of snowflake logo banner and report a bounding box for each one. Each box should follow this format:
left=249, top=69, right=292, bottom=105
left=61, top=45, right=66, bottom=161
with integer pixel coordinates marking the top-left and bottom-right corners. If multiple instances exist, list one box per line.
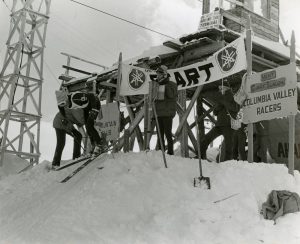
left=216, top=45, right=238, bottom=72
left=120, top=64, right=155, bottom=96
left=168, top=37, right=246, bottom=90
left=128, top=69, right=146, bottom=90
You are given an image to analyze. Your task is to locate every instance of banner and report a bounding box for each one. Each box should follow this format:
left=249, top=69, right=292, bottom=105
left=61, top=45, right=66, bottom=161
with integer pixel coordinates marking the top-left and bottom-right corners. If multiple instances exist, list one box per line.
left=168, top=37, right=246, bottom=90
left=120, top=64, right=155, bottom=96
left=242, top=63, right=297, bottom=123
left=120, top=37, right=246, bottom=95
left=95, top=102, right=120, bottom=141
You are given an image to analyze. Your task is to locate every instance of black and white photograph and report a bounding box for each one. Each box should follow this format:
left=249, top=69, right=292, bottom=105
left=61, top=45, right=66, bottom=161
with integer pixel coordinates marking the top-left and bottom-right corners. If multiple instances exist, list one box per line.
left=0, top=0, right=299, bottom=243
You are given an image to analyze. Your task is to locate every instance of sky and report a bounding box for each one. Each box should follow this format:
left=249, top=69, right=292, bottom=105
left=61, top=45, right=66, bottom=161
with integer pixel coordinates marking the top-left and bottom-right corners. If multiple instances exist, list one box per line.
left=0, top=150, right=300, bottom=243
left=0, top=0, right=300, bottom=122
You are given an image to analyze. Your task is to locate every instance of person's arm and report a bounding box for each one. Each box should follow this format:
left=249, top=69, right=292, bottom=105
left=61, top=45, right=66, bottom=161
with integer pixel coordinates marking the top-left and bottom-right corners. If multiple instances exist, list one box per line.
left=213, top=104, right=223, bottom=116
left=58, top=105, right=66, bottom=117
left=221, top=92, right=240, bottom=113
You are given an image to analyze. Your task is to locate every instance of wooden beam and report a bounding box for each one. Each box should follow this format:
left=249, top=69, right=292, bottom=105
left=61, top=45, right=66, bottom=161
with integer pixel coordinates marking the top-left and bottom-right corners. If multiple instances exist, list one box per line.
left=174, top=85, right=203, bottom=138
left=124, top=97, right=144, bottom=150
left=288, top=31, right=296, bottom=175
left=246, top=15, right=253, bottom=163
left=62, top=65, right=92, bottom=75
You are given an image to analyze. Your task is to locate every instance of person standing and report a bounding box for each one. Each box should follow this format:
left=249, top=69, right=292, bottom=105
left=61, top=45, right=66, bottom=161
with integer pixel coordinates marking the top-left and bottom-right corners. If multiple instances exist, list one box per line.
left=201, top=85, right=239, bottom=161
left=154, top=65, right=178, bottom=155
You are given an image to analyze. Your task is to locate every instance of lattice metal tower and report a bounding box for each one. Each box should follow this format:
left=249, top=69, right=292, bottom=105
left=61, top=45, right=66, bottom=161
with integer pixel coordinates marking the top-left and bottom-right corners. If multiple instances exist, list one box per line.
left=0, top=0, right=51, bottom=166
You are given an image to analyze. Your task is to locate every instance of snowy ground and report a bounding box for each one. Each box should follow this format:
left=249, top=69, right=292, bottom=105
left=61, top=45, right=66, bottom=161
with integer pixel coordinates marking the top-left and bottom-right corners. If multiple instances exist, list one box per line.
left=0, top=151, right=300, bottom=244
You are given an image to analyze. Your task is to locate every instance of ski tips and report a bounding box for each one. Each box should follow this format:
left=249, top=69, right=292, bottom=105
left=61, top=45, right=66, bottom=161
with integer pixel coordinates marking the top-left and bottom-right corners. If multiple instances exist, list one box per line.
left=193, top=176, right=211, bottom=189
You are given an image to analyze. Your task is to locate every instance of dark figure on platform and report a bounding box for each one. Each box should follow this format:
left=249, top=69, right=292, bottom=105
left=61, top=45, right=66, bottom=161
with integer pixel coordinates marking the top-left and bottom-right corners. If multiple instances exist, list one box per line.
left=154, top=65, right=178, bottom=155
left=52, top=91, right=84, bottom=169
left=201, top=85, right=239, bottom=162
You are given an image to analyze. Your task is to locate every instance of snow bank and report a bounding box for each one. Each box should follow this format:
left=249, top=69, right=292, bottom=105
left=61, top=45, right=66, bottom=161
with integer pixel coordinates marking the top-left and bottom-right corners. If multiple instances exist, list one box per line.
left=0, top=151, right=299, bottom=244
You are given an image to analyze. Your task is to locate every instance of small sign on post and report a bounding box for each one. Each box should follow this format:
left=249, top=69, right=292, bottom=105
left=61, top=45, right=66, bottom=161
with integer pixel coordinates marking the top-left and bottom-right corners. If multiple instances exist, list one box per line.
left=198, top=10, right=222, bottom=31
left=95, top=102, right=120, bottom=141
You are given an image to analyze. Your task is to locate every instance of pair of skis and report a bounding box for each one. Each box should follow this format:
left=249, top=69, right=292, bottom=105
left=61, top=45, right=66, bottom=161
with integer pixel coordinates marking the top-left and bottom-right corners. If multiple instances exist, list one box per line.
left=58, top=143, right=115, bottom=183
left=59, top=155, right=98, bottom=183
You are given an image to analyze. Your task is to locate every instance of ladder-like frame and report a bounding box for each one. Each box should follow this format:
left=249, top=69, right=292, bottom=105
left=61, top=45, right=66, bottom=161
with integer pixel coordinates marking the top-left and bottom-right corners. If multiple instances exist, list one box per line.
left=0, top=0, right=51, bottom=166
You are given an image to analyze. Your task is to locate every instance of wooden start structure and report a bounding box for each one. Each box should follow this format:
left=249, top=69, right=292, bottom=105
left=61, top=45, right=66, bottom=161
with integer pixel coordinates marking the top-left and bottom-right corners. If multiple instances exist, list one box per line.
left=58, top=0, right=300, bottom=169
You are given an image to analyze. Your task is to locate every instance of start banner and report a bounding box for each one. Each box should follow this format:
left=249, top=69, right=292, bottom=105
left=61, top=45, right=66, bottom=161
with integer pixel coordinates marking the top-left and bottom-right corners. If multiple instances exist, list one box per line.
left=168, top=36, right=246, bottom=90
left=120, top=37, right=246, bottom=95
left=242, top=63, right=297, bottom=124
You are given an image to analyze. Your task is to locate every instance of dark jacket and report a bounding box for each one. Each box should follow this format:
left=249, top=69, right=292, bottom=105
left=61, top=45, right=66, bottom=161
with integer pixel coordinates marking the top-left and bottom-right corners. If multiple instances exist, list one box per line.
left=53, top=112, right=75, bottom=134
left=53, top=105, right=85, bottom=133
left=155, top=78, right=178, bottom=117
left=214, top=90, right=239, bottom=127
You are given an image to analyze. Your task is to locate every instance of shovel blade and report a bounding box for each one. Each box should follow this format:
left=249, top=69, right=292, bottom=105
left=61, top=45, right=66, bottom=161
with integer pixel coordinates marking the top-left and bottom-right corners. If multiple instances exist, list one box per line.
left=194, top=176, right=211, bottom=189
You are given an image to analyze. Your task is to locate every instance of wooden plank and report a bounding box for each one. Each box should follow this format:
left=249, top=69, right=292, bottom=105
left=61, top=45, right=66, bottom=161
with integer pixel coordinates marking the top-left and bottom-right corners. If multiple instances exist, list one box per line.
left=124, top=97, right=144, bottom=150
left=288, top=31, right=296, bottom=175
left=175, top=103, right=198, bottom=153
left=175, top=85, right=203, bottom=138
left=178, top=90, right=188, bottom=157
left=246, top=15, right=253, bottom=163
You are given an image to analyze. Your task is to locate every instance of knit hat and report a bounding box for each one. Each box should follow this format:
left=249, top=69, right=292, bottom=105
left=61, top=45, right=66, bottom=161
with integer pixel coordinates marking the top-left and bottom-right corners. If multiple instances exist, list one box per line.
left=156, top=65, right=168, bottom=74
left=55, top=90, right=68, bottom=106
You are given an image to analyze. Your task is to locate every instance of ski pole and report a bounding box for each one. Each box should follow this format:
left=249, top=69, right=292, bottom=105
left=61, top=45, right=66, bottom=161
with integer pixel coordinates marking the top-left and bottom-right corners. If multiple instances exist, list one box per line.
left=152, top=102, right=168, bottom=168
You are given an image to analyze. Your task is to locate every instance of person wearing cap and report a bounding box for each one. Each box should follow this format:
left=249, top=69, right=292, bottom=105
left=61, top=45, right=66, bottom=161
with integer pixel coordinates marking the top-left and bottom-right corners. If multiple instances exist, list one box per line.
left=200, top=84, right=239, bottom=161
left=154, top=65, right=178, bottom=155
left=52, top=90, right=84, bottom=169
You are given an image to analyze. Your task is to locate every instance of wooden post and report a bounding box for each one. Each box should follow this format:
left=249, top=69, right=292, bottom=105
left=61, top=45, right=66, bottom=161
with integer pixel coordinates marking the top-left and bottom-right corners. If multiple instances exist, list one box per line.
left=30, top=133, right=34, bottom=164
left=116, top=52, right=122, bottom=102
left=144, top=95, right=149, bottom=150
left=202, top=0, right=210, bottom=15
left=178, top=90, right=188, bottom=157
left=246, top=15, right=253, bottom=163
left=288, top=31, right=296, bottom=175
left=123, top=129, right=130, bottom=153
left=175, top=86, right=203, bottom=139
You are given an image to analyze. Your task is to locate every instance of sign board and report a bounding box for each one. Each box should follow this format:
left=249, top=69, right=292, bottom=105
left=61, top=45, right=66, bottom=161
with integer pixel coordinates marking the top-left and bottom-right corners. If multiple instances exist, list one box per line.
left=95, top=102, right=120, bottom=141
left=198, top=11, right=222, bottom=31
left=242, top=63, right=297, bottom=124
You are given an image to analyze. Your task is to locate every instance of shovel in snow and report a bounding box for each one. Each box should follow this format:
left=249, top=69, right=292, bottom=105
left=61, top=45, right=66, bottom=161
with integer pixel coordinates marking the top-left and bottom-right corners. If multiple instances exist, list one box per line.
left=194, top=116, right=211, bottom=189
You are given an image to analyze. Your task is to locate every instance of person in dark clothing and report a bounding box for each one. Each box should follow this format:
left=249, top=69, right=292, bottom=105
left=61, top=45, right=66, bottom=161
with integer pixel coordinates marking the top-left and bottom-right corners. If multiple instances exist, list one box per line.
left=201, top=85, right=239, bottom=162
left=232, top=123, right=247, bottom=161
left=69, top=89, right=105, bottom=156
left=154, top=65, right=178, bottom=155
left=52, top=91, right=84, bottom=168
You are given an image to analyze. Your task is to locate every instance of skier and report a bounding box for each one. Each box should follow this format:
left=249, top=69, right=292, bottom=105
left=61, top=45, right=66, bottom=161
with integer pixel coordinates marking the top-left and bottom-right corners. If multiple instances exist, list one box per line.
left=52, top=90, right=84, bottom=169
left=154, top=65, right=178, bottom=155
left=69, top=82, right=106, bottom=156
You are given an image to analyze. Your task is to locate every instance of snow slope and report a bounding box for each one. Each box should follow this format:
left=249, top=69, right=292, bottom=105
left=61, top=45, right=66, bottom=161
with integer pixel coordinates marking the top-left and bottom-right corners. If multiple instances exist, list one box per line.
left=0, top=151, right=300, bottom=244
